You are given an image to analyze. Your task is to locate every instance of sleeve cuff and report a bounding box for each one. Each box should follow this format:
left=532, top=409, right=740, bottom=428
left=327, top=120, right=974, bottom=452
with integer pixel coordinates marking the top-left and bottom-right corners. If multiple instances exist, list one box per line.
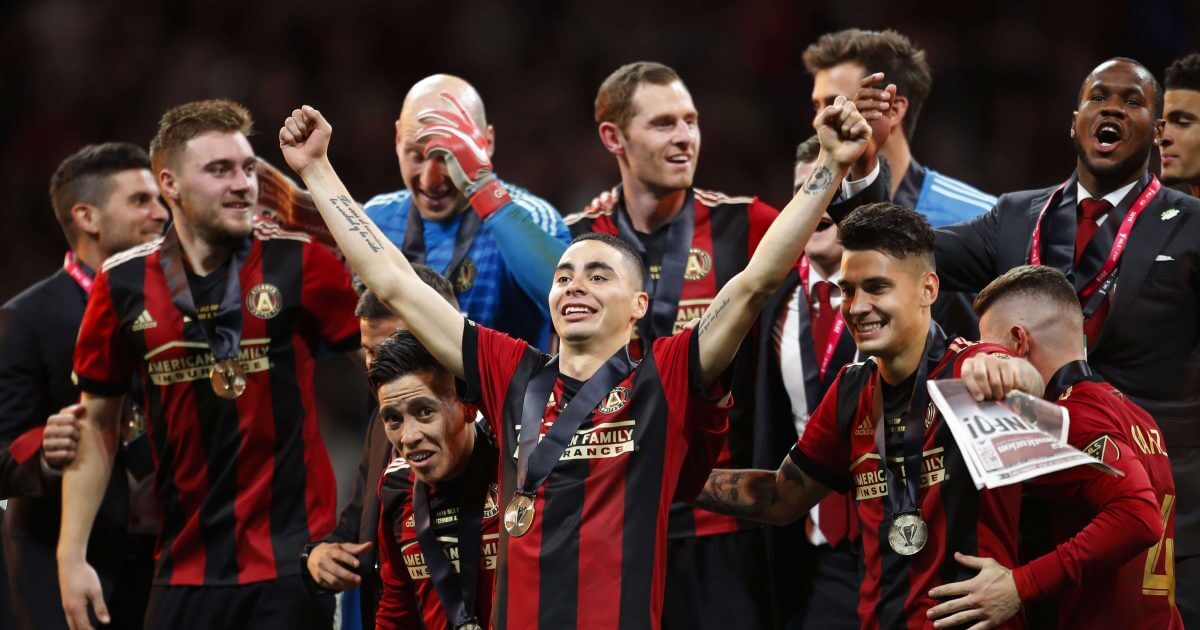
left=842, top=161, right=881, bottom=197
left=788, top=446, right=848, bottom=494
left=73, top=373, right=130, bottom=397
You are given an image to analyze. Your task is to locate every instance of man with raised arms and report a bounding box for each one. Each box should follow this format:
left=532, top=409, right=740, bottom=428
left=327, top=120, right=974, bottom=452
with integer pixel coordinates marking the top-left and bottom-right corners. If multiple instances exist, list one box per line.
left=278, top=94, right=869, bottom=629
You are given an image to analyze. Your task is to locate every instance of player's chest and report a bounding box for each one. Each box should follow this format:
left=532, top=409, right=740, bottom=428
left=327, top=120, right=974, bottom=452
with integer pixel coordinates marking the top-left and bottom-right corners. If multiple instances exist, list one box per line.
left=845, top=407, right=952, bottom=504
left=394, top=486, right=502, bottom=582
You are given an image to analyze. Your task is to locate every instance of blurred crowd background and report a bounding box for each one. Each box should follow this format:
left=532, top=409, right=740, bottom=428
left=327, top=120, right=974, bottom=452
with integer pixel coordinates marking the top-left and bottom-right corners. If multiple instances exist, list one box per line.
left=2, top=0, right=1196, bottom=498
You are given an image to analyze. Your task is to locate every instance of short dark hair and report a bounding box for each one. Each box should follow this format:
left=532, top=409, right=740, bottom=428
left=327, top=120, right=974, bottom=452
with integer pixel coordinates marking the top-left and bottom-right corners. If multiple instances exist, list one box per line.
left=1077, top=57, right=1164, bottom=116
left=595, top=62, right=683, bottom=132
left=150, top=99, right=253, bottom=173
left=803, top=29, right=932, bottom=139
left=838, top=202, right=935, bottom=268
left=354, top=264, right=459, bottom=318
left=1165, top=52, right=1200, bottom=92
left=569, top=232, right=646, bottom=288
left=366, top=330, right=453, bottom=395
left=973, top=265, right=1080, bottom=317
left=794, top=135, right=821, bottom=166
left=49, top=142, right=152, bottom=244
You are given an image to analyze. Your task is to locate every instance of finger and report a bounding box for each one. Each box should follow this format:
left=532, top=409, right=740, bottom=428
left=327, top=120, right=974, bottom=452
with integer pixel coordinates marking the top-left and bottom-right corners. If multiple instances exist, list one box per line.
left=932, top=607, right=985, bottom=629
left=962, top=365, right=985, bottom=401
left=928, top=578, right=973, bottom=599
left=989, top=364, right=1007, bottom=400
left=441, top=92, right=474, bottom=125
left=280, top=127, right=297, bottom=146
left=927, top=594, right=969, bottom=618
left=67, top=403, right=86, bottom=417
left=327, top=548, right=361, bottom=568
left=285, top=118, right=303, bottom=140
left=859, top=72, right=886, bottom=88
left=851, top=119, right=872, bottom=140
left=289, top=109, right=308, bottom=133
left=320, top=561, right=362, bottom=584
left=955, top=552, right=989, bottom=570
left=832, top=94, right=847, bottom=108
left=345, top=541, right=374, bottom=555
left=65, top=602, right=92, bottom=630
left=89, top=589, right=111, bottom=625
left=854, top=87, right=891, bottom=102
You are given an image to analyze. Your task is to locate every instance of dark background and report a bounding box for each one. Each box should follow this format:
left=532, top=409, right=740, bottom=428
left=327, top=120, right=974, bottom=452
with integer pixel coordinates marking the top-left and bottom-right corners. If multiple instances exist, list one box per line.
left=2, top=0, right=1196, bottom=496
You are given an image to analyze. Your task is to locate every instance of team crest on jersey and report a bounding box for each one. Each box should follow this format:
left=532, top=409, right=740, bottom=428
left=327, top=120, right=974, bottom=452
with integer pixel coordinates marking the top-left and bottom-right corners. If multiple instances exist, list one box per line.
left=482, top=483, right=501, bottom=519
left=246, top=283, right=282, bottom=319
left=684, top=248, right=712, bottom=281
left=597, top=386, right=631, bottom=415
left=453, top=258, right=477, bottom=293
left=1084, top=434, right=1121, bottom=464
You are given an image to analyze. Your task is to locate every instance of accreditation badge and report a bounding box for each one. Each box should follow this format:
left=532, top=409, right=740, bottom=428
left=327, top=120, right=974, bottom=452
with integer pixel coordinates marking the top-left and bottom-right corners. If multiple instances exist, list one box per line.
left=887, top=513, right=928, bottom=556
left=210, top=359, right=247, bottom=399
left=504, top=493, right=535, bottom=537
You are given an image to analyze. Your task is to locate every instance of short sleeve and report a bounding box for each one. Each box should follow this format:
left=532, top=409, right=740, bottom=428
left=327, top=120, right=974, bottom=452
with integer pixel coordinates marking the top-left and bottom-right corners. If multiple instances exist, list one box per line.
left=460, top=320, right=536, bottom=437
left=299, top=242, right=360, bottom=352
left=789, top=372, right=852, bottom=493
left=73, top=270, right=135, bottom=396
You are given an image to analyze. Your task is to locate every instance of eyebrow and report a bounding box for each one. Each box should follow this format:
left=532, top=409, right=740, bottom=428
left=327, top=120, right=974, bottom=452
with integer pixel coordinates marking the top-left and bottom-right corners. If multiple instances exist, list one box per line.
left=555, top=261, right=618, bottom=273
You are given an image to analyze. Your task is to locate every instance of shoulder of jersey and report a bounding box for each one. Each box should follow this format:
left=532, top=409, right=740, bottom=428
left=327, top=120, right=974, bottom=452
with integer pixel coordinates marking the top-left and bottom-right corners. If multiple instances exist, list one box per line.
left=385, top=453, right=410, bottom=474
left=694, top=188, right=755, bottom=208
left=948, top=337, right=981, bottom=354
left=101, top=237, right=165, bottom=273
left=563, top=202, right=611, bottom=227
left=253, top=220, right=312, bottom=244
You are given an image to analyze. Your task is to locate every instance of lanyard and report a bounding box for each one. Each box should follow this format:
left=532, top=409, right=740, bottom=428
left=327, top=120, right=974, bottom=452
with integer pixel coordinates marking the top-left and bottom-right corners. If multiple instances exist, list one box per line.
left=1028, top=176, right=1162, bottom=300
left=798, top=255, right=846, bottom=380
left=157, top=228, right=250, bottom=362
left=613, top=186, right=695, bottom=344
left=63, top=252, right=94, bottom=295
left=411, top=460, right=486, bottom=629
left=401, top=203, right=482, bottom=294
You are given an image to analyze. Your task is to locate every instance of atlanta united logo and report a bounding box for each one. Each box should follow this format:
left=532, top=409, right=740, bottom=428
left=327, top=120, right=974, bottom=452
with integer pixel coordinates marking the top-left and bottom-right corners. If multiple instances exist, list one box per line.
left=453, top=258, right=477, bottom=293
left=684, top=248, right=712, bottom=281
left=245, top=284, right=282, bottom=319
left=482, top=483, right=501, bottom=519
left=598, top=386, right=631, bottom=415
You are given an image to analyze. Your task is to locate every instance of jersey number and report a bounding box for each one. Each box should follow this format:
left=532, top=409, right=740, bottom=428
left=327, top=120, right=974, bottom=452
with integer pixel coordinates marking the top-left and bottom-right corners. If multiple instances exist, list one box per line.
left=1142, top=493, right=1175, bottom=606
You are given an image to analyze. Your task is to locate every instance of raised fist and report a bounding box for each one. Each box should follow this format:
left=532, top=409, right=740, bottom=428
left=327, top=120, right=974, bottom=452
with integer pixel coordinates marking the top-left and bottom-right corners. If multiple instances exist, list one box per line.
left=279, top=106, right=333, bottom=177
left=814, top=95, right=872, bottom=169
left=415, top=93, right=511, bottom=218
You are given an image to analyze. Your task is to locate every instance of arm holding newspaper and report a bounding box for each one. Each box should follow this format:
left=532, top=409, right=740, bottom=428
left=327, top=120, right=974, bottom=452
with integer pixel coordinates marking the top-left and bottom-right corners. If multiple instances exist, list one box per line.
left=958, top=352, right=1044, bottom=401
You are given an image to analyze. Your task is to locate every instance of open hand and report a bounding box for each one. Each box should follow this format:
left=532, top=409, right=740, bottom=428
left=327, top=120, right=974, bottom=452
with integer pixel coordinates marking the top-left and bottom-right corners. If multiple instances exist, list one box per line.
left=306, top=541, right=374, bottom=591
left=927, top=553, right=1020, bottom=629
left=59, top=557, right=108, bottom=630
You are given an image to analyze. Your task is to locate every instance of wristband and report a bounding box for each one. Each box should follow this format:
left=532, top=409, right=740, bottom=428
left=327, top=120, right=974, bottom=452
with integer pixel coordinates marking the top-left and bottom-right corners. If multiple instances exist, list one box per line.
left=468, top=178, right=511, bottom=219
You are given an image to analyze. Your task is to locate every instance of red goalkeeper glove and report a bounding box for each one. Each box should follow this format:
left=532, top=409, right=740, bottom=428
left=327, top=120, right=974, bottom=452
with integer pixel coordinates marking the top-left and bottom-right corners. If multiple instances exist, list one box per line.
left=415, top=92, right=511, bottom=218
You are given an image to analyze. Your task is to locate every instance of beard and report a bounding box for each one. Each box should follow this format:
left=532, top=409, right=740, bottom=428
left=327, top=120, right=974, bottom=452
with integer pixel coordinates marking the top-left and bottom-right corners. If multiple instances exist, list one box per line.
left=1073, top=133, right=1151, bottom=185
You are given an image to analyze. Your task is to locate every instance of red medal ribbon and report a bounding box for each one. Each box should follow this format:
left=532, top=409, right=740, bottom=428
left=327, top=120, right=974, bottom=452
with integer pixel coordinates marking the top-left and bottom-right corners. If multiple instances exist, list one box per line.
left=799, top=255, right=845, bottom=380
left=1028, top=176, right=1161, bottom=297
left=63, top=251, right=93, bottom=295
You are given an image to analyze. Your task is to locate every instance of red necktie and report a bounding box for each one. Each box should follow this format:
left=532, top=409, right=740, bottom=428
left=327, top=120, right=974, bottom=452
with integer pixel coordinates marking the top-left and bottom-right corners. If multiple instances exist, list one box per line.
left=811, top=281, right=835, bottom=354
left=1074, top=198, right=1112, bottom=266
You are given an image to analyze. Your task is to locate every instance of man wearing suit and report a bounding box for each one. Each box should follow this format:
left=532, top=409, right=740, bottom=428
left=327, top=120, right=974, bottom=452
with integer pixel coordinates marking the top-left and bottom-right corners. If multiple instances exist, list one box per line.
left=849, top=57, right=1200, bottom=625
left=0, top=143, right=167, bottom=628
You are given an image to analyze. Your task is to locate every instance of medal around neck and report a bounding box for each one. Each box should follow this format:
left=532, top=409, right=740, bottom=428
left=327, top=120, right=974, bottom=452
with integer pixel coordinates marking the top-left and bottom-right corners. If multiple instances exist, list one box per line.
left=210, top=359, right=247, bottom=399
left=503, top=493, right=535, bottom=537
left=888, top=512, right=928, bottom=556
left=456, top=623, right=482, bottom=630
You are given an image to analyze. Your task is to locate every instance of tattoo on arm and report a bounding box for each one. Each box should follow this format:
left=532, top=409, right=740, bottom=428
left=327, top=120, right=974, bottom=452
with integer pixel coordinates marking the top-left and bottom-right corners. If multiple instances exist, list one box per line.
left=696, top=297, right=730, bottom=337
left=803, top=166, right=833, bottom=196
left=329, top=195, right=386, bottom=254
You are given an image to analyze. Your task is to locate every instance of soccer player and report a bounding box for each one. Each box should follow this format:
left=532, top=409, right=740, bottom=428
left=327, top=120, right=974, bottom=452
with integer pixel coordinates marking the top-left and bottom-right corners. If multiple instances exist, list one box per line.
left=369, top=330, right=500, bottom=630
left=364, top=74, right=569, bottom=349
left=0, top=143, right=167, bottom=629
left=58, top=100, right=361, bottom=630
left=921, top=264, right=1181, bottom=629
left=564, top=61, right=780, bottom=628
left=693, top=202, right=1045, bottom=628
left=278, top=88, right=870, bottom=629
left=301, top=270, right=458, bottom=629
left=1162, top=52, right=1200, bottom=198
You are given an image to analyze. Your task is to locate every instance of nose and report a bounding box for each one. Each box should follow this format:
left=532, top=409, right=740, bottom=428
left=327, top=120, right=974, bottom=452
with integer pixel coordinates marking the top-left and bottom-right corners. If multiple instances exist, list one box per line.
left=419, top=158, right=450, bottom=193
left=400, top=418, right=424, bottom=449
left=149, top=198, right=169, bottom=223
left=1160, top=127, right=1175, bottom=148
left=1100, top=98, right=1126, bottom=118
left=846, top=290, right=871, bottom=318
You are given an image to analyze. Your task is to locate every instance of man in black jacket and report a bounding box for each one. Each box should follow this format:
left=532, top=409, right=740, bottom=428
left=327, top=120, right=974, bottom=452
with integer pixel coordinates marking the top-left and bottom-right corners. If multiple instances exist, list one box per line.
left=0, top=143, right=167, bottom=629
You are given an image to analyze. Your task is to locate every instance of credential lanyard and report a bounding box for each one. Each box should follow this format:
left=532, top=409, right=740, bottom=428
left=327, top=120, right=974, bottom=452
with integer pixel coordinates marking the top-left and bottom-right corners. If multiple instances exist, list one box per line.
left=401, top=203, right=482, bottom=293
left=612, top=185, right=695, bottom=343
left=411, top=468, right=485, bottom=628
left=515, top=349, right=636, bottom=498
left=157, top=228, right=250, bottom=362
left=63, top=251, right=94, bottom=295
left=798, top=255, right=846, bottom=380
left=872, top=322, right=945, bottom=519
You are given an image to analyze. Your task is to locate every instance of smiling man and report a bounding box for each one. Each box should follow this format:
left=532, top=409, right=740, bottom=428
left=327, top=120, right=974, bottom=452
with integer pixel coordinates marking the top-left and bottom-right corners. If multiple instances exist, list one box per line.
left=1162, top=52, right=1200, bottom=198
left=564, top=61, right=781, bottom=630
left=278, top=91, right=870, bottom=629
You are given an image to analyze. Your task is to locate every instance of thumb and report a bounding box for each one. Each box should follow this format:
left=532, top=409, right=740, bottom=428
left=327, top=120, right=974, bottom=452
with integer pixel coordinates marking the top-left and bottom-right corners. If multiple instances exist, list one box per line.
left=955, top=552, right=988, bottom=571
left=89, top=588, right=111, bottom=625
left=346, top=541, right=374, bottom=556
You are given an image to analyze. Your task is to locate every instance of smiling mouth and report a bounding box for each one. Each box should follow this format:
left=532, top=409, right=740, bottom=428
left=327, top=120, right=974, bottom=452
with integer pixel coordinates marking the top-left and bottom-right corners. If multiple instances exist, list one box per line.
left=407, top=451, right=434, bottom=464
left=562, top=305, right=596, bottom=320
left=855, top=321, right=884, bottom=333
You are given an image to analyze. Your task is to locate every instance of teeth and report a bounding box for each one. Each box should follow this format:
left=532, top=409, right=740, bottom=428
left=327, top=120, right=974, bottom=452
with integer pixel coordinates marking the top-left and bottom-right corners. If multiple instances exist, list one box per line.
left=858, top=322, right=882, bottom=332
left=565, top=306, right=590, bottom=315
left=409, top=452, right=432, bottom=462
left=668, top=156, right=689, bottom=163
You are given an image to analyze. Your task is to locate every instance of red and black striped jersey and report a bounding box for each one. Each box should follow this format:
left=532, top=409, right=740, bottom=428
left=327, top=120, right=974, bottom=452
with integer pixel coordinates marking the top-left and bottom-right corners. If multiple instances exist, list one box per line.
left=73, top=224, right=359, bottom=586
left=376, top=430, right=501, bottom=630
left=1018, top=379, right=1183, bottom=629
left=461, top=322, right=729, bottom=630
left=790, top=340, right=1024, bottom=630
left=565, top=188, right=778, bottom=539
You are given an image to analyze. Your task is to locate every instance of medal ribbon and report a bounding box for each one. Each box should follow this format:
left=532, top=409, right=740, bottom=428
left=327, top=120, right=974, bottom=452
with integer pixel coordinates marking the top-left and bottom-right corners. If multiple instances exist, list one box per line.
left=872, top=322, right=946, bottom=519
left=401, top=201, right=482, bottom=293
left=612, top=186, right=695, bottom=344
left=1043, top=359, right=1105, bottom=402
left=158, top=228, right=250, bottom=362
left=411, top=453, right=486, bottom=629
left=63, top=251, right=94, bottom=295
left=798, top=255, right=846, bottom=380
left=515, top=349, right=637, bottom=500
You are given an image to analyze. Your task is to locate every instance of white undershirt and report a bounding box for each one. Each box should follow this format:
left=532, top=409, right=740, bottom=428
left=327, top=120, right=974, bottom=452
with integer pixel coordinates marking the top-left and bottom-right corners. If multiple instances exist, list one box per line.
left=1076, top=180, right=1138, bottom=227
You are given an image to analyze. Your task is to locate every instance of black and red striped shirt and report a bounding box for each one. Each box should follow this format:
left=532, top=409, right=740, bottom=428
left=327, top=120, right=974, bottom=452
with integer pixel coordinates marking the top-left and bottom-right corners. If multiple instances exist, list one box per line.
left=565, top=188, right=777, bottom=538
left=462, top=321, right=729, bottom=630
left=73, top=223, right=359, bottom=586
left=790, top=339, right=1024, bottom=630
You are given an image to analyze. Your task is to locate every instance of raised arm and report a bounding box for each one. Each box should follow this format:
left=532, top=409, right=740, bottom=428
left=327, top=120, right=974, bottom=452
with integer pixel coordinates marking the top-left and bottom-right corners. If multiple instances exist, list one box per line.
left=693, top=457, right=832, bottom=526
left=57, top=392, right=122, bottom=630
left=694, top=96, right=870, bottom=385
left=280, top=106, right=466, bottom=378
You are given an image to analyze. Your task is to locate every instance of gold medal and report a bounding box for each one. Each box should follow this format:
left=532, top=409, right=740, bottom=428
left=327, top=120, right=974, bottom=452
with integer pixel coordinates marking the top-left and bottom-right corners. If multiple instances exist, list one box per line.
left=456, top=623, right=482, bottom=630
left=210, top=359, right=247, bottom=399
left=504, top=493, right=535, bottom=537
left=887, top=513, right=928, bottom=556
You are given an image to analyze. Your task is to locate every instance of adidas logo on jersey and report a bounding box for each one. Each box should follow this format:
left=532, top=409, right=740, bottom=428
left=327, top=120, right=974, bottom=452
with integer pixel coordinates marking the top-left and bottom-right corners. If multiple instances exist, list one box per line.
left=131, top=310, right=157, bottom=331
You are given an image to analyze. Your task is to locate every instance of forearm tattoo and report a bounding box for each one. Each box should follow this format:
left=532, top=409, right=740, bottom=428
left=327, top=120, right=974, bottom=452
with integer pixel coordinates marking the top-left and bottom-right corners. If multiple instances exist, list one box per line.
left=329, top=194, right=385, bottom=254
left=803, top=165, right=833, bottom=196
left=696, top=297, right=730, bottom=337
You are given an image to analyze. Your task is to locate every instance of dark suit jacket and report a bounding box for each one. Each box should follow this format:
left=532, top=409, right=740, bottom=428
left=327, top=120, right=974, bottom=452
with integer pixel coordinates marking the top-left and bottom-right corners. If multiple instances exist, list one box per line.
left=0, top=269, right=145, bottom=629
left=934, top=171, right=1200, bottom=555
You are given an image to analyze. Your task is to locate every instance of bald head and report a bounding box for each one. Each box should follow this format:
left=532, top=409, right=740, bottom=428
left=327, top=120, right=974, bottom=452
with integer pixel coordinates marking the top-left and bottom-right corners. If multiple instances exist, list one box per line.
left=398, top=74, right=488, bottom=134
